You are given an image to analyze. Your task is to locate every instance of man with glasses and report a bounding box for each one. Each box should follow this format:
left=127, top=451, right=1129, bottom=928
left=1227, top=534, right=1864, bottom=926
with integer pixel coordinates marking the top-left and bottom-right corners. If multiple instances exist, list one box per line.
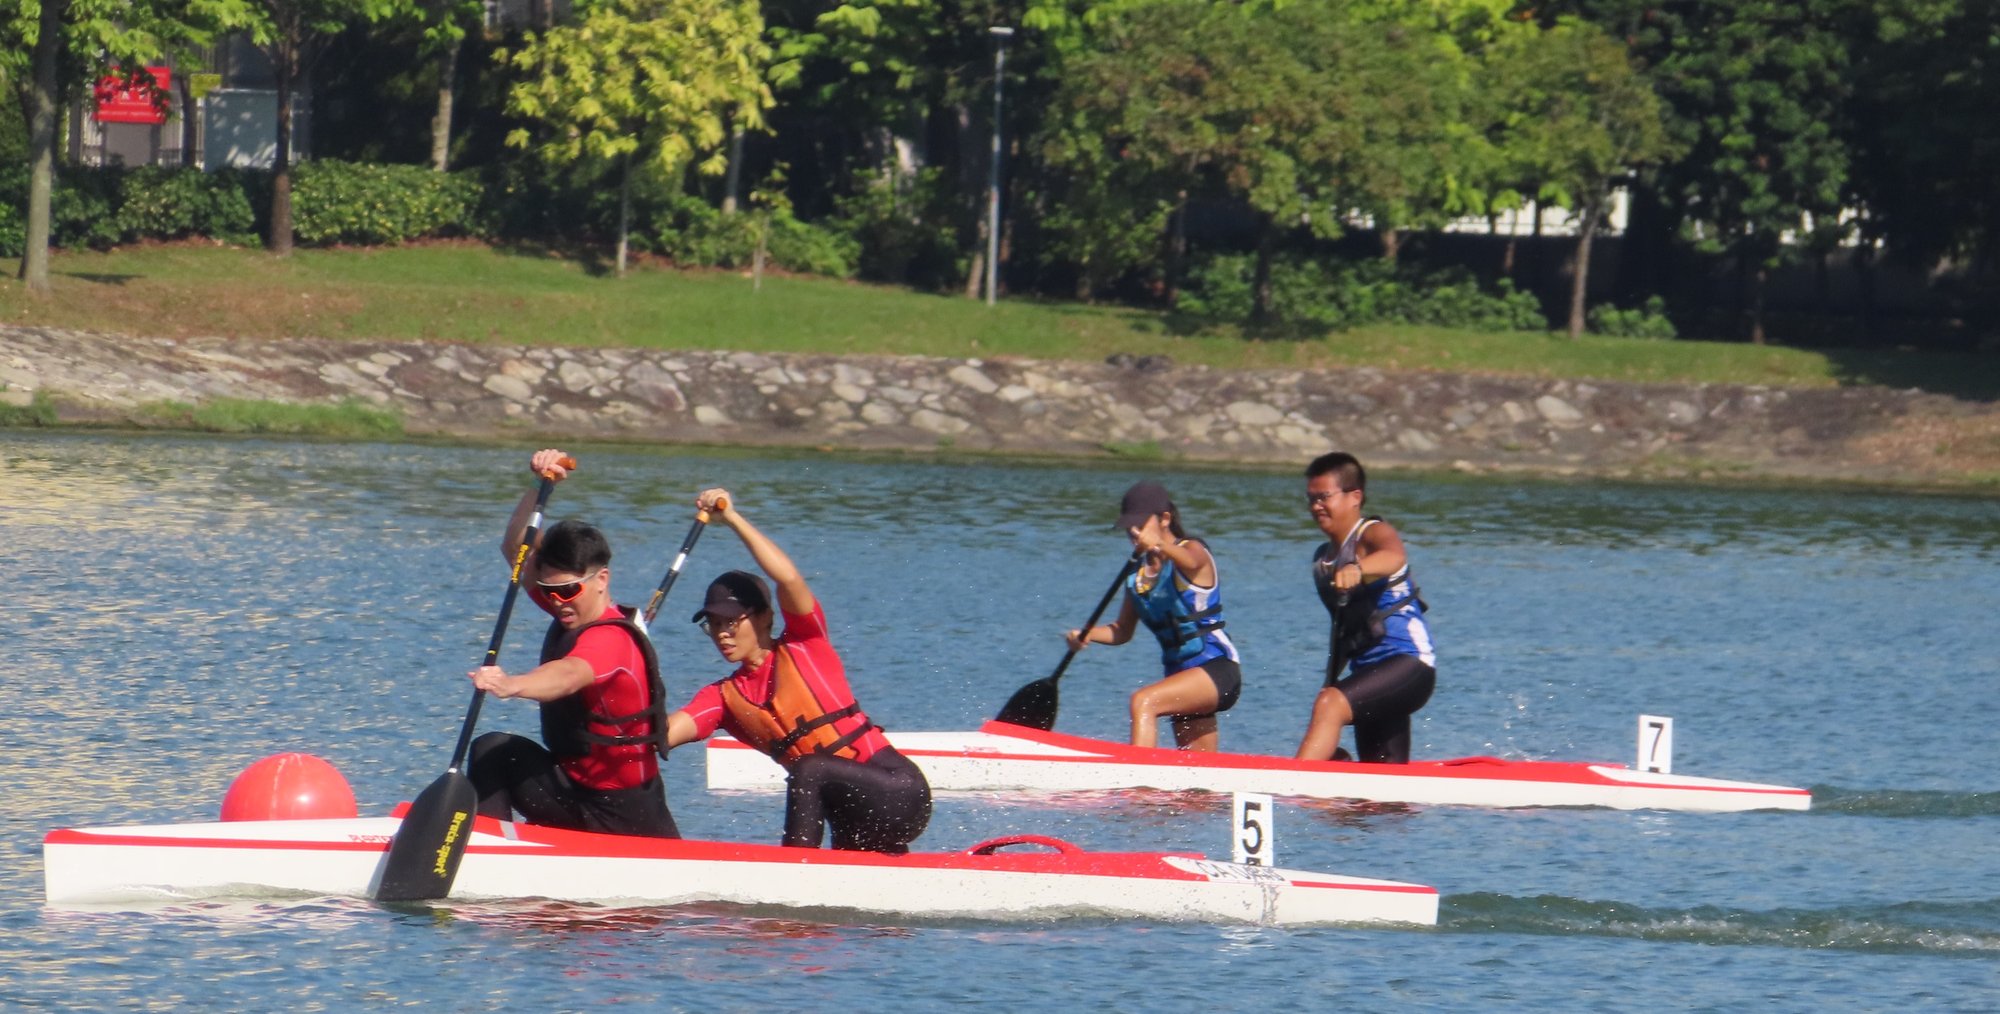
left=1293, top=451, right=1436, bottom=764
left=660, top=488, right=932, bottom=854
left=464, top=448, right=679, bottom=838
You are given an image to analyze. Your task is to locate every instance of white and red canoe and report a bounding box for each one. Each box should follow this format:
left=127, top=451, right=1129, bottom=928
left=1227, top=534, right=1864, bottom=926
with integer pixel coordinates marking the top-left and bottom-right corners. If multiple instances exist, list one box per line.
left=707, top=721, right=1812, bottom=813
left=41, top=806, right=1438, bottom=927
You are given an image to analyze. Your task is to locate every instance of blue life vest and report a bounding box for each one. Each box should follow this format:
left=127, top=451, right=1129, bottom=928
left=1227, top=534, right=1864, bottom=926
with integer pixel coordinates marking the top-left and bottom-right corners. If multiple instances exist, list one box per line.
left=1127, top=541, right=1239, bottom=673
left=1313, top=519, right=1434, bottom=678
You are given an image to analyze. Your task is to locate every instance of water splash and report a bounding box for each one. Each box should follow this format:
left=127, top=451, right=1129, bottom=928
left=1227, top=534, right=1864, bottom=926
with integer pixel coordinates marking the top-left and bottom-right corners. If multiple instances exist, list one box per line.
left=1809, top=786, right=2000, bottom=819
left=1443, top=892, right=2000, bottom=956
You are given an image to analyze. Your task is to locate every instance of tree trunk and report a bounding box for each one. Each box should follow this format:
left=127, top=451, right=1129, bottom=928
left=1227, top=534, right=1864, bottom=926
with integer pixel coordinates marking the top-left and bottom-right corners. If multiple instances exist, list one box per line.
left=1567, top=201, right=1603, bottom=339
left=1380, top=226, right=1400, bottom=263
left=721, top=126, right=744, bottom=214
left=1749, top=263, right=1768, bottom=345
left=1251, top=219, right=1276, bottom=326
left=269, top=42, right=297, bottom=256
left=1163, top=189, right=1188, bottom=308
left=429, top=34, right=461, bottom=172
left=19, top=0, right=62, bottom=292
left=178, top=72, right=199, bottom=166
left=616, top=156, right=631, bottom=277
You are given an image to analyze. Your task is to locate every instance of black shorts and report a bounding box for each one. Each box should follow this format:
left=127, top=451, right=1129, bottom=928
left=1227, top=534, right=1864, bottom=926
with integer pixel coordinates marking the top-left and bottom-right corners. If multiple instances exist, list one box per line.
left=468, top=731, right=680, bottom=838
left=1198, top=657, right=1243, bottom=714
left=1330, top=655, right=1435, bottom=764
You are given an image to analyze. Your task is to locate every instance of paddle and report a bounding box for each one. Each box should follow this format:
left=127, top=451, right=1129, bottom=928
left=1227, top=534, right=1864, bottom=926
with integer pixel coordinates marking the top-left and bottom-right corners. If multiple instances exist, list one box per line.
left=376, top=455, right=575, bottom=903
left=638, top=495, right=727, bottom=628
left=994, top=551, right=1142, bottom=731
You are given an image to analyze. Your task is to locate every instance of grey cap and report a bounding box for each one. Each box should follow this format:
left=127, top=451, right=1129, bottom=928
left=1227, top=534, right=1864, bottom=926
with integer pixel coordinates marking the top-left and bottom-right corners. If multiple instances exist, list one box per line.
left=1114, top=480, right=1175, bottom=530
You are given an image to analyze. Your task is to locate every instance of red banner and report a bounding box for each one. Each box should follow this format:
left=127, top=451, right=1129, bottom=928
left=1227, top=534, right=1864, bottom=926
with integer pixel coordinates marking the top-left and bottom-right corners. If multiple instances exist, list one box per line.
left=94, top=67, right=172, bottom=125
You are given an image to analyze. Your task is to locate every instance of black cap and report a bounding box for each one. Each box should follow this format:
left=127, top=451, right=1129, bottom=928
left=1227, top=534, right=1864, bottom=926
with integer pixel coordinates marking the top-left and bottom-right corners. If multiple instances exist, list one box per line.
left=1114, top=480, right=1175, bottom=530
left=690, top=570, right=772, bottom=623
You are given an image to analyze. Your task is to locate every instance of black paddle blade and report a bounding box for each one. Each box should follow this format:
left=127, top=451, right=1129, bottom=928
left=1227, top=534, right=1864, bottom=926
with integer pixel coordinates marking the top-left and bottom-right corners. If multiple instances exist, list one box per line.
left=376, top=770, right=478, bottom=902
left=994, top=677, right=1059, bottom=731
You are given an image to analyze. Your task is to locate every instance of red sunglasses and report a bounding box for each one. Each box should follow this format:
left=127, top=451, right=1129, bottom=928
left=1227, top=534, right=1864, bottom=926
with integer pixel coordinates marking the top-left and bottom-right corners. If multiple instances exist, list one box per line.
left=536, top=570, right=599, bottom=603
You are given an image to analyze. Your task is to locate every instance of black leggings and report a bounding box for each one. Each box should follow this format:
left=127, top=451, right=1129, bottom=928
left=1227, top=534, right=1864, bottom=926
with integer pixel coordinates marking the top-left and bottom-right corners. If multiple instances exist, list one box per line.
left=1331, top=655, right=1436, bottom=764
left=784, top=745, right=932, bottom=853
left=468, top=731, right=680, bottom=838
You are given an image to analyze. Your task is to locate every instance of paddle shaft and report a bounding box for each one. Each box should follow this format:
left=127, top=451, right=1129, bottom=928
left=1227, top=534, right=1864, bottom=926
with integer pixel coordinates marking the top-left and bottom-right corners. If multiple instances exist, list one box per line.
left=1048, top=551, right=1142, bottom=684
left=445, top=457, right=574, bottom=771
left=640, top=496, right=727, bottom=627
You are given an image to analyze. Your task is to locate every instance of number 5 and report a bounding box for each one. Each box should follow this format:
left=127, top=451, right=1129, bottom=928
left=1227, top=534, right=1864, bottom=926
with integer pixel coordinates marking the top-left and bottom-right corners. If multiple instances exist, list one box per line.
left=1232, top=792, right=1274, bottom=866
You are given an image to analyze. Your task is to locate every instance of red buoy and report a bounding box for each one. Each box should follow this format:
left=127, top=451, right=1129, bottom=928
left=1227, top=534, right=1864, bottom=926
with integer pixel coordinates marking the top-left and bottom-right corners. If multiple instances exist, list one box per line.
left=220, top=753, right=358, bottom=821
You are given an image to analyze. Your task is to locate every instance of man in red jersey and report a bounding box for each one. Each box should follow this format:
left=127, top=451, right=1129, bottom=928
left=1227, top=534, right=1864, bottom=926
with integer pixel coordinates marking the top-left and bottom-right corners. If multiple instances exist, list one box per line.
left=465, top=448, right=678, bottom=837
left=664, top=488, right=931, bottom=853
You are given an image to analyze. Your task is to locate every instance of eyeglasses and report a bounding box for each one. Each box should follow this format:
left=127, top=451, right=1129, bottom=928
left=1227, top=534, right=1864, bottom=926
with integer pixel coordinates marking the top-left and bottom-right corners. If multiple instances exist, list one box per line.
left=698, top=613, right=749, bottom=636
left=1306, top=489, right=1351, bottom=506
left=536, top=569, right=600, bottom=604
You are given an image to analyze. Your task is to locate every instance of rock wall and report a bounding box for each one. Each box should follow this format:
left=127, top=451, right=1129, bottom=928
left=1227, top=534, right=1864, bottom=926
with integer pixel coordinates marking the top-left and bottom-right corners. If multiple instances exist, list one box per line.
left=3, top=323, right=1993, bottom=483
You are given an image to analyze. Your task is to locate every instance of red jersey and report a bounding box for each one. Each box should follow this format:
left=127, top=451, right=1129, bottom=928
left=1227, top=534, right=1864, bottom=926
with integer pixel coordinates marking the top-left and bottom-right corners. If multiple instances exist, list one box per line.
left=681, top=602, right=888, bottom=763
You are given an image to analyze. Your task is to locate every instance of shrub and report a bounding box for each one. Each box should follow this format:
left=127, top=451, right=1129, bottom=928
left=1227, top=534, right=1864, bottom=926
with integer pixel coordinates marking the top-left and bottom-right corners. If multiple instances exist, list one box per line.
left=289, top=160, right=484, bottom=245
left=650, top=193, right=857, bottom=278
left=1180, top=254, right=1548, bottom=334
left=831, top=168, right=966, bottom=290
left=115, top=166, right=257, bottom=244
left=1589, top=295, right=1678, bottom=339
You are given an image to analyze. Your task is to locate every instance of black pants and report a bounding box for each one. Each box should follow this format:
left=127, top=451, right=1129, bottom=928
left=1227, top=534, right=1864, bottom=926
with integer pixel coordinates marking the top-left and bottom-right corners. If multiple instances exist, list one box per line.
left=1332, top=655, right=1437, bottom=764
left=783, top=745, right=932, bottom=853
left=468, top=731, right=679, bottom=838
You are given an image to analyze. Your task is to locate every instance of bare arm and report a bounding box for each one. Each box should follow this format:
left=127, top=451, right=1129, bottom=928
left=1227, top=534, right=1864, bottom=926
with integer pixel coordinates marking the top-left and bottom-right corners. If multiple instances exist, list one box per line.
left=664, top=710, right=702, bottom=750
left=697, top=488, right=815, bottom=616
left=1066, top=595, right=1139, bottom=650
left=1157, top=538, right=1215, bottom=588
left=1339, top=522, right=1408, bottom=589
left=468, top=656, right=594, bottom=702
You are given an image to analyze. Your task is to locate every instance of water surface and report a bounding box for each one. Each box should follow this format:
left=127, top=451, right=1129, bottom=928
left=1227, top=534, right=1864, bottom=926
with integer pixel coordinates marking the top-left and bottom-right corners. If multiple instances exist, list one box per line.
left=2, top=433, right=1995, bottom=1009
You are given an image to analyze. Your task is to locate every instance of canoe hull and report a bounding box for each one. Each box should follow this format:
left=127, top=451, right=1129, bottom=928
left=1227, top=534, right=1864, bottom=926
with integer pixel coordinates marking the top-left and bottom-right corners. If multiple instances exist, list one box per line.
left=707, top=721, right=1810, bottom=813
left=42, top=813, right=1438, bottom=928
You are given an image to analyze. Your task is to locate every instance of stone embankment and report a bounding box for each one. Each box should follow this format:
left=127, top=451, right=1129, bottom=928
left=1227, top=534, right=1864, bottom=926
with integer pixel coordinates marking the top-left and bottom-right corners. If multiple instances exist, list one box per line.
left=3, top=323, right=1996, bottom=485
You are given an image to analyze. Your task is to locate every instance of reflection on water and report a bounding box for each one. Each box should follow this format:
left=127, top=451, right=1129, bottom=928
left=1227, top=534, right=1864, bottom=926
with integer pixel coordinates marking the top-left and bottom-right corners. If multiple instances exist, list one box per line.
left=3, top=432, right=1997, bottom=1008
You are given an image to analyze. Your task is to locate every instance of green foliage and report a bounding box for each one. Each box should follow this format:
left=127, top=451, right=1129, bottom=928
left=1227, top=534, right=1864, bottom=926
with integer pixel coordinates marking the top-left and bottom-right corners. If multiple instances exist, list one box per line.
left=1589, top=296, right=1678, bottom=340
left=830, top=168, right=965, bottom=290
left=1181, top=254, right=1548, bottom=334
left=115, top=166, right=258, bottom=244
left=289, top=160, right=483, bottom=245
left=501, top=0, right=772, bottom=177
left=649, top=193, right=857, bottom=277
left=0, top=390, right=60, bottom=428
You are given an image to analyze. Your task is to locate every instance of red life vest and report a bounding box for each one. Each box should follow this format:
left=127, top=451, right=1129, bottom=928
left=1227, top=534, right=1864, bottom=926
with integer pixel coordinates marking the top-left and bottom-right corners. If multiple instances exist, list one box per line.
left=720, top=645, right=875, bottom=766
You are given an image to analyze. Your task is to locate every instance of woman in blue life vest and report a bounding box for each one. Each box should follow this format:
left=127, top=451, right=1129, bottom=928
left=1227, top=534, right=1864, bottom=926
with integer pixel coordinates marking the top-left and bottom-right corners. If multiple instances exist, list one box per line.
left=1294, top=451, right=1436, bottom=764
left=1063, top=480, right=1242, bottom=751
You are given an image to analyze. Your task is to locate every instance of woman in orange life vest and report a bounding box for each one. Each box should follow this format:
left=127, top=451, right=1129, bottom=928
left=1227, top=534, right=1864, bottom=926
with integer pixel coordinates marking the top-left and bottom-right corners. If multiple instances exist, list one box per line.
left=464, top=448, right=678, bottom=838
left=663, top=488, right=932, bottom=853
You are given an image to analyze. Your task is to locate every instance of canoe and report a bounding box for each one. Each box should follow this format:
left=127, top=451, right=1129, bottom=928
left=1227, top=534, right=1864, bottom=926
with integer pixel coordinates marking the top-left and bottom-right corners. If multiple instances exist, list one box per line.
left=41, top=806, right=1439, bottom=928
left=706, top=720, right=1811, bottom=813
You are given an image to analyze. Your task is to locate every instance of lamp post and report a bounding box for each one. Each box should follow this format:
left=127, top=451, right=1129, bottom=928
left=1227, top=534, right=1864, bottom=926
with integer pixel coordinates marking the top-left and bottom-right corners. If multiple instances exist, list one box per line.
left=985, top=26, right=1014, bottom=307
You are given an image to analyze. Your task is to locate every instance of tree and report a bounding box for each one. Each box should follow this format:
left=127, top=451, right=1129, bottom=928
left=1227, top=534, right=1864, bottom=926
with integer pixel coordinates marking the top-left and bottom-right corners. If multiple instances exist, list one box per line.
left=5, top=0, right=249, bottom=292
left=501, top=0, right=773, bottom=277
left=1482, top=18, right=1677, bottom=337
left=238, top=0, right=416, bottom=255
left=1541, top=0, right=1861, bottom=344
left=419, top=0, right=481, bottom=170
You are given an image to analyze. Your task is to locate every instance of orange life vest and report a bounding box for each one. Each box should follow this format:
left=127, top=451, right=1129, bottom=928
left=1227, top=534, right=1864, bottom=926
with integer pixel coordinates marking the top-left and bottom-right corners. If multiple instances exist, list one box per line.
left=720, top=645, right=875, bottom=766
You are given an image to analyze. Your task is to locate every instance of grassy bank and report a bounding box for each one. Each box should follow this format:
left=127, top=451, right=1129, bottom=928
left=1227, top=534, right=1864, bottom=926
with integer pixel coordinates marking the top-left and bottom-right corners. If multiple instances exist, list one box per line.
left=4, top=243, right=1995, bottom=398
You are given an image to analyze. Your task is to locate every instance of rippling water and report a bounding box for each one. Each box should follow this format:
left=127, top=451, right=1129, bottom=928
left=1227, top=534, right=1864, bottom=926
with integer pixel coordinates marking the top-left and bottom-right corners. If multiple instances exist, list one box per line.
left=3, top=433, right=1996, bottom=1009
